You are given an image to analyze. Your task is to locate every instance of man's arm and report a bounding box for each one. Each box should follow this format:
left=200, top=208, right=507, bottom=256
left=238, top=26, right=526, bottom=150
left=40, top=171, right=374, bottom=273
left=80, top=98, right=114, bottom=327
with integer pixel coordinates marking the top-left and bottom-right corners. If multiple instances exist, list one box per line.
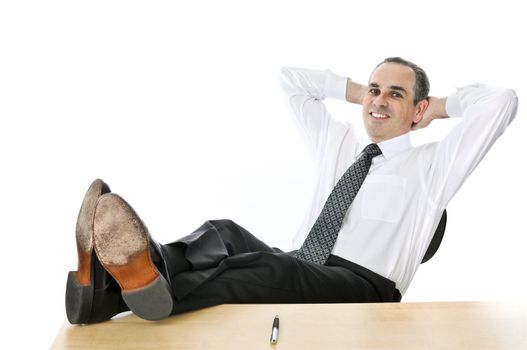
left=279, top=67, right=349, bottom=159
left=345, top=78, right=368, bottom=105
left=424, top=84, right=518, bottom=207
left=411, top=96, right=449, bottom=130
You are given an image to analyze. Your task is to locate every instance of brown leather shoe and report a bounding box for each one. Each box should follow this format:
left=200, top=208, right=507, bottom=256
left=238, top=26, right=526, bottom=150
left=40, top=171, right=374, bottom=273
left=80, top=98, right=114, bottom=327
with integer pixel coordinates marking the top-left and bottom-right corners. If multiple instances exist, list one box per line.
left=65, top=179, right=128, bottom=324
left=93, top=193, right=174, bottom=321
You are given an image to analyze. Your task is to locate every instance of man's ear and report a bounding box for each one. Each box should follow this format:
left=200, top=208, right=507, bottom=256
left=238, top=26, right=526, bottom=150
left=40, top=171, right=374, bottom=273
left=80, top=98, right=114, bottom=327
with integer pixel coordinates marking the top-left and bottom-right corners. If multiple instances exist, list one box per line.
left=412, top=98, right=429, bottom=124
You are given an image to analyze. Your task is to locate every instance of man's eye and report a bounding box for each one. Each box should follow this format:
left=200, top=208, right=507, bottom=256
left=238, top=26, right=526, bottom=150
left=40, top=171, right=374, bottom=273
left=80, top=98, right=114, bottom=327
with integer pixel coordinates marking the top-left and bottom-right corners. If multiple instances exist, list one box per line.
left=391, top=92, right=402, bottom=98
left=369, top=89, right=380, bottom=95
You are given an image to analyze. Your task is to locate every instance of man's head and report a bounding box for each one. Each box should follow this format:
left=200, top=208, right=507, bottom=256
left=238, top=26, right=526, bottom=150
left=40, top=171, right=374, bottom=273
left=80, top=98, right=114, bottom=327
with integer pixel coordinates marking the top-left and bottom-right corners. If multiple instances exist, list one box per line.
left=362, top=57, right=430, bottom=143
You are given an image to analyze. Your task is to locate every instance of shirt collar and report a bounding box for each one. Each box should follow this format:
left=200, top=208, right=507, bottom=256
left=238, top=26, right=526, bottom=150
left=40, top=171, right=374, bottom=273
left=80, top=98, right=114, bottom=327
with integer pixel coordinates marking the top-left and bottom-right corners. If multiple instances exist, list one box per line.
left=360, top=132, right=413, bottom=160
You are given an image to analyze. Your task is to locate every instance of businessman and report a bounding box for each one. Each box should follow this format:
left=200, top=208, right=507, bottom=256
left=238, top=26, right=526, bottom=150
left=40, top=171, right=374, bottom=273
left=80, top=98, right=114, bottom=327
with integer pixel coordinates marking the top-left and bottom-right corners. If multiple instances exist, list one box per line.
left=65, top=57, right=518, bottom=324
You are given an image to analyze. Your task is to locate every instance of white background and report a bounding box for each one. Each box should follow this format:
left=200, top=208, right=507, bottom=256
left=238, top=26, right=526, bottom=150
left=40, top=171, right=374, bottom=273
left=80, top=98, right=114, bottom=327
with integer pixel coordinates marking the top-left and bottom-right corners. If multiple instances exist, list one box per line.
left=0, top=1, right=525, bottom=348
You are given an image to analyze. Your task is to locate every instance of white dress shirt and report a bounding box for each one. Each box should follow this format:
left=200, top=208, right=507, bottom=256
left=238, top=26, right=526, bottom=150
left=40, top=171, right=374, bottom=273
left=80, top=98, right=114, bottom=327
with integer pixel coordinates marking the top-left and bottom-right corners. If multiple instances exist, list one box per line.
left=279, top=67, right=518, bottom=295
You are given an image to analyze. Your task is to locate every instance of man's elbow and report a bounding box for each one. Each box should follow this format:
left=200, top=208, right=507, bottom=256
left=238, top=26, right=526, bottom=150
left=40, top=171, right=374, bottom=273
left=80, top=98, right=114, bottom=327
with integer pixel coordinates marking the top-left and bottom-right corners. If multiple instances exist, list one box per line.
left=505, top=88, right=518, bottom=109
left=497, top=87, right=518, bottom=105
left=499, top=88, right=519, bottom=122
left=487, top=87, right=520, bottom=129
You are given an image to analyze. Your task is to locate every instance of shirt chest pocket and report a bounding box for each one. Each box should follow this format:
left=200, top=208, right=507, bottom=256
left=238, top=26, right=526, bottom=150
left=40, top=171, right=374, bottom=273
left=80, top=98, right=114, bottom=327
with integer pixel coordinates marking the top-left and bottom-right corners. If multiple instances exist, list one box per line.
left=360, top=175, right=407, bottom=223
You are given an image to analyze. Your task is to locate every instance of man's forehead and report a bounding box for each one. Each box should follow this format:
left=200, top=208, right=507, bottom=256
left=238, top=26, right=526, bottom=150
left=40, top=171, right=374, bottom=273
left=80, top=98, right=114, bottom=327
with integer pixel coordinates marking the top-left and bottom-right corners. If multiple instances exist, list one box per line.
left=369, top=62, right=415, bottom=90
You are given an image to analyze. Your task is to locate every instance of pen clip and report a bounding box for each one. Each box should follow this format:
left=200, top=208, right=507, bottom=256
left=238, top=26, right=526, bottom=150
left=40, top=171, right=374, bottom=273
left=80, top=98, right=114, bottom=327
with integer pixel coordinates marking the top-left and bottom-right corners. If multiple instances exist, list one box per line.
left=270, top=315, right=279, bottom=344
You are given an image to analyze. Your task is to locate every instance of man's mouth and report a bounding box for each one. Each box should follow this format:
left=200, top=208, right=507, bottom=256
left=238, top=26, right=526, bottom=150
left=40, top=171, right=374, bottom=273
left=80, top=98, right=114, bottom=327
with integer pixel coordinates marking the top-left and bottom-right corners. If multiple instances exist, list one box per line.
left=369, top=111, right=390, bottom=119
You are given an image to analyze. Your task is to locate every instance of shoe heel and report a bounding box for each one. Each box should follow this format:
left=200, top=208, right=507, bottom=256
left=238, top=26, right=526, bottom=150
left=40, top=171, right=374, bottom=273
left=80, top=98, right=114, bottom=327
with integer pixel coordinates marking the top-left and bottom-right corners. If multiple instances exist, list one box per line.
left=121, top=275, right=174, bottom=321
left=65, top=271, right=93, bottom=324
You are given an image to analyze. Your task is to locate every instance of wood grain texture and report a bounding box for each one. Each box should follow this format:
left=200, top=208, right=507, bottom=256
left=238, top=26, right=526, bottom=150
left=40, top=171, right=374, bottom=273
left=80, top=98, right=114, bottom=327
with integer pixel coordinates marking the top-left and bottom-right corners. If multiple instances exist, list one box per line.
left=51, top=302, right=527, bottom=349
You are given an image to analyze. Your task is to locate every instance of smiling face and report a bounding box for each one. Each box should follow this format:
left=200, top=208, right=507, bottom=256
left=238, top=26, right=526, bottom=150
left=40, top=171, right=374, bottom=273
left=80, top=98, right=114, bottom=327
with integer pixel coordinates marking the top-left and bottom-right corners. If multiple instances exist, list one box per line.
left=362, top=62, right=428, bottom=143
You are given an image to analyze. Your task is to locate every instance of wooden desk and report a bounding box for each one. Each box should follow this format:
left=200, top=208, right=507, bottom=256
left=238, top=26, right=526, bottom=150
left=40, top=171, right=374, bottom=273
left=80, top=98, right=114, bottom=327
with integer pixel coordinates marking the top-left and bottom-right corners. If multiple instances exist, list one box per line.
left=51, top=302, right=526, bottom=349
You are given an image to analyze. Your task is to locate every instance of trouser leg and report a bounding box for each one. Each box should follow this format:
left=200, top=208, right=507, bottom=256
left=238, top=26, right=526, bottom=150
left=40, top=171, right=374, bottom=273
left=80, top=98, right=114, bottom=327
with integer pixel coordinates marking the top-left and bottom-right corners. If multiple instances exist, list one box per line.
left=157, top=219, right=396, bottom=316
left=159, top=219, right=280, bottom=301
left=160, top=219, right=278, bottom=277
left=170, top=251, right=383, bottom=315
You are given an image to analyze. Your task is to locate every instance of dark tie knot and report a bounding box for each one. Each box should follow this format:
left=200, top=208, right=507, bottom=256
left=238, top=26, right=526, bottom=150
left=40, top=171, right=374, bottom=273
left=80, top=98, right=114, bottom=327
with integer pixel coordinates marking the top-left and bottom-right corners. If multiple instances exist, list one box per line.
left=362, top=143, right=382, bottom=159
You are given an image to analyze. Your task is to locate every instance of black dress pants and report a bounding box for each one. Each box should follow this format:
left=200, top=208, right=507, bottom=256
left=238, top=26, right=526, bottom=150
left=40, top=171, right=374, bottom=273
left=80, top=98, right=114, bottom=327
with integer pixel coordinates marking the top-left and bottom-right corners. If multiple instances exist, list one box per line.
left=160, top=219, right=401, bottom=315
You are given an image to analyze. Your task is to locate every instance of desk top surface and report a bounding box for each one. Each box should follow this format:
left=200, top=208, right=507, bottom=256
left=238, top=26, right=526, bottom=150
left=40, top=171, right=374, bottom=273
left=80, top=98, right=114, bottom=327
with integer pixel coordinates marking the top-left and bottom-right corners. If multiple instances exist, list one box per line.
left=52, top=301, right=527, bottom=350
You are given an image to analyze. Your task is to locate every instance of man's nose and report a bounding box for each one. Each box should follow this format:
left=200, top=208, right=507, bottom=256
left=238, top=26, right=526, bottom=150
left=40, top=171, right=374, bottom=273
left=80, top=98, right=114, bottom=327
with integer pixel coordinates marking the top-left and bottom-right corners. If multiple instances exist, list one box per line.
left=373, top=93, right=388, bottom=107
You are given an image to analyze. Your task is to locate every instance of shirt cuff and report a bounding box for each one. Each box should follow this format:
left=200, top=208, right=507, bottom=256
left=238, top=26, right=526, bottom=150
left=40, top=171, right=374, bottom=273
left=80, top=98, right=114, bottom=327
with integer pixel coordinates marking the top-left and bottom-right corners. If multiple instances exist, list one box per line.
left=324, top=70, right=348, bottom=101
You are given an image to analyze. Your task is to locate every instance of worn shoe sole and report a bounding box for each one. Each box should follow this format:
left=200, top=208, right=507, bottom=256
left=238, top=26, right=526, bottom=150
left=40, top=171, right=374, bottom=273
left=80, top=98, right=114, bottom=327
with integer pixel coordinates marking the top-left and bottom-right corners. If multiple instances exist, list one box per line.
left=93, top=193, right=174, bottom=321
left=66, top=179, right=111, bottom=324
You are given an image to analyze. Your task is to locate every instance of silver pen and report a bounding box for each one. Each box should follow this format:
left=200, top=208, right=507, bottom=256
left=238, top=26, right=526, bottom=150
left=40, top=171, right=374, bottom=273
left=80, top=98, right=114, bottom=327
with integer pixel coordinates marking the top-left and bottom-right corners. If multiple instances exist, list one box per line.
left=270, top=315, right=279, bottom=344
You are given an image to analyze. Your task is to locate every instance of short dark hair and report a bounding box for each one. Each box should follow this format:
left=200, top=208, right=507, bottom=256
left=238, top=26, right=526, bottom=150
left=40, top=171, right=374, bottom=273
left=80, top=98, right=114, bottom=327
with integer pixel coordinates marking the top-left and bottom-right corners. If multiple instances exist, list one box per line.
left=374, top=57, right=430, bottom=105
